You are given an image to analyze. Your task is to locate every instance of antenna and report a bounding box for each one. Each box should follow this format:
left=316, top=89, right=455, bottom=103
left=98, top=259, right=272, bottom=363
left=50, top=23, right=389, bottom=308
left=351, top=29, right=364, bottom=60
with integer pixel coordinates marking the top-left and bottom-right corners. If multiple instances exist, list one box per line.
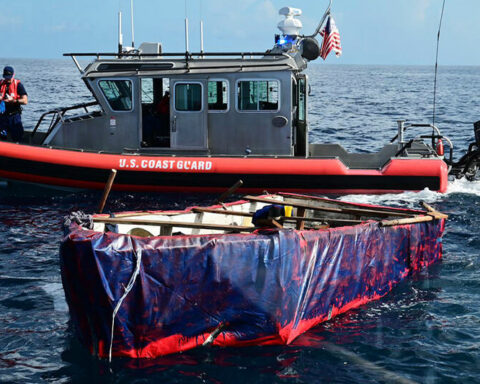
left=200, top=0, right=204, bottom=56
left=118, top=11, right=123, bottom=54
left=184, top=0, right=189, bottom=52
left=432, top=0, right=446, bottom=126
left=130, top=0, right=135, bottom=48
left=200, top=20, right=204, bottom=55
left=185, top=18, right=190, bottom=52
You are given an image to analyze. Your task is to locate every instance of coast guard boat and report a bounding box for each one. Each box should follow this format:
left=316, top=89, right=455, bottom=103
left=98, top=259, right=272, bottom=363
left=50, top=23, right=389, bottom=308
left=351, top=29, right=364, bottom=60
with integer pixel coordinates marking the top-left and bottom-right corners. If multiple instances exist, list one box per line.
left=0, top=4, right=478, bottom=194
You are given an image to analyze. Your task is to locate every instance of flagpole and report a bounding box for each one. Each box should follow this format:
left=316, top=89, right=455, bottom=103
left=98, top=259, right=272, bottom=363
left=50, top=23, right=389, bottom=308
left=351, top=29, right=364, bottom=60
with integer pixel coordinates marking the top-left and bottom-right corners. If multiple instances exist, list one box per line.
left=306, top=0, right=332, bottom=37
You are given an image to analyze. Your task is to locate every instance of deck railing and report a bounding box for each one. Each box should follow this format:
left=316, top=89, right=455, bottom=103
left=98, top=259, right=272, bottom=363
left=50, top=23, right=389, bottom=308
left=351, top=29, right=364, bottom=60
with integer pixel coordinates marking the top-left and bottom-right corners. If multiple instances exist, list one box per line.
left=30, top=101, right=100, bottom=143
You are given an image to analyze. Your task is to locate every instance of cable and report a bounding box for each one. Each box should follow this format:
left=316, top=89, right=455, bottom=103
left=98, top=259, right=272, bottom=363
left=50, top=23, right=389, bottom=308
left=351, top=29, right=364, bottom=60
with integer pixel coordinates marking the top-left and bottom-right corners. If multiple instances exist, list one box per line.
left=432, top=0, right=446, bottom=126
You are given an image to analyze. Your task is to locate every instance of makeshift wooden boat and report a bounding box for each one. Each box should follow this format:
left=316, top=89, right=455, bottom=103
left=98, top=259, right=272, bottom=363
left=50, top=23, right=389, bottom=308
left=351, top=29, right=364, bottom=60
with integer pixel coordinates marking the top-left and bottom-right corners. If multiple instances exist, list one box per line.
left=60, top=193, right=447, bottom=359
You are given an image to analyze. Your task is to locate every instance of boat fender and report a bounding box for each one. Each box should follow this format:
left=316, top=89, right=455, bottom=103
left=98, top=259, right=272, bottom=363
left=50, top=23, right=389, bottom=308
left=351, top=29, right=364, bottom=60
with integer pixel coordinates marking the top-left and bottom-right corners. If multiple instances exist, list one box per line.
left=436, top=139, right=444, bottom=156
left=252, top=204, right=293, bottom=226
left=300, top=37, right=321, bottom=61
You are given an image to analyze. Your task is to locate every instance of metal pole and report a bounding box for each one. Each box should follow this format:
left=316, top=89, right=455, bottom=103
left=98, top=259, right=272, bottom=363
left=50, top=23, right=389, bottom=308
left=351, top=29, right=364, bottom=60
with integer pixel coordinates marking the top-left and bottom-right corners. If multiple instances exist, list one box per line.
left=397, top=120, right=405, bottom=145
left=306, top=0, right=333, bottom=38
left=130, top=0, right=135, bottom=48
left=185, top=18, right=190, bottom=52
left=118, top=11, right=123, bottom=55
left=200, top=20, right=204, bottom=56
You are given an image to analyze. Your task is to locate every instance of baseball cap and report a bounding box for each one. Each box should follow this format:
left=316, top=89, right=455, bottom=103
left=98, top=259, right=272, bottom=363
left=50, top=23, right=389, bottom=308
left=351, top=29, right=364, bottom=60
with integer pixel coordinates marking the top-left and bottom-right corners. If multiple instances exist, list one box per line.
left=3, top=66, right=14, bottom=80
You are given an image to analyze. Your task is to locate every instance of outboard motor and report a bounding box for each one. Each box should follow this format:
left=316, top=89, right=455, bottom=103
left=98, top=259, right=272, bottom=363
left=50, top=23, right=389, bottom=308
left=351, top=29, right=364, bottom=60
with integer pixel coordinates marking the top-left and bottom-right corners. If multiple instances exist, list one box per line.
left=474, top=120, right=480, bottom=148
left=449, top=120, right=480, bottom=181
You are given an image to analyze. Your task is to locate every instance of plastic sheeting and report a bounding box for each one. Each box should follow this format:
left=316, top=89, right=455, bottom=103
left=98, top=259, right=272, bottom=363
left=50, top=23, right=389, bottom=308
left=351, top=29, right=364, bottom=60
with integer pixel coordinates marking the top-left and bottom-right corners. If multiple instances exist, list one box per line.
left=60, top=218, right=445, bottom=358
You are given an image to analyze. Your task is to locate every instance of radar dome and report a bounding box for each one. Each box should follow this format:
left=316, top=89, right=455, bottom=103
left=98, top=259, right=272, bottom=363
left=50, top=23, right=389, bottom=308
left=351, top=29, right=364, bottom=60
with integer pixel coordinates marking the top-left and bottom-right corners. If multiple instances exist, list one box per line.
left=277, top=7, right=303, bottom=36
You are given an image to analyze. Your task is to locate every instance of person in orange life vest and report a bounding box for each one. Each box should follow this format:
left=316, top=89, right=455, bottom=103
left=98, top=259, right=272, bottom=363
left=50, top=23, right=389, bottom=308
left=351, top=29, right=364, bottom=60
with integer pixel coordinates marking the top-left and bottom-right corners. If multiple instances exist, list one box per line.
left=0, top=66, right=28, bottom=142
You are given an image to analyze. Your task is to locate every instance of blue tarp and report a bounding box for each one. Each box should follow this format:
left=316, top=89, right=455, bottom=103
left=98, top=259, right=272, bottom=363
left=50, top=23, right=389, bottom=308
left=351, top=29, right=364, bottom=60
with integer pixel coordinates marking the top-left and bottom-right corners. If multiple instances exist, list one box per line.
left=60, top=218, right=444, bottom=358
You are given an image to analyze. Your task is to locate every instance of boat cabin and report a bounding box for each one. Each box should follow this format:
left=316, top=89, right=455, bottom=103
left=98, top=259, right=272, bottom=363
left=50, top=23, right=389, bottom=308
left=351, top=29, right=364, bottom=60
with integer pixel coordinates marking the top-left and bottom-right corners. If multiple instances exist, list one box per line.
left=41, top=51, right=309, bottom=157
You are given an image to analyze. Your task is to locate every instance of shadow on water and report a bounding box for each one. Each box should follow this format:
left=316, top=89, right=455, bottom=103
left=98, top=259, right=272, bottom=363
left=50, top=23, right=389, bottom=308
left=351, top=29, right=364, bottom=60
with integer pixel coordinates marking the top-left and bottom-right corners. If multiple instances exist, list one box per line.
left=36, top=266, right=443, bottom=384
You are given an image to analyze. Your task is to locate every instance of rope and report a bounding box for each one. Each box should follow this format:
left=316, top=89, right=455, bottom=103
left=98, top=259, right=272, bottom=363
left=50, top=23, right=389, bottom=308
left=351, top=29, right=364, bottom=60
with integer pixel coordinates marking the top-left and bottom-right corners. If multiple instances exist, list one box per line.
left=432, top=0, right=446, bottom=126
left=108, top=245, right=142, bottom=362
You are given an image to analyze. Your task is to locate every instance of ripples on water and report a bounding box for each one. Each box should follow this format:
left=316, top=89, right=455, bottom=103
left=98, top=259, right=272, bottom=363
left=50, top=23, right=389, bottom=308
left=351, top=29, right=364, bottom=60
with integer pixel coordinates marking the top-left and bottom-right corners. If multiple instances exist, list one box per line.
left=0, top=60, right=479, bottom=383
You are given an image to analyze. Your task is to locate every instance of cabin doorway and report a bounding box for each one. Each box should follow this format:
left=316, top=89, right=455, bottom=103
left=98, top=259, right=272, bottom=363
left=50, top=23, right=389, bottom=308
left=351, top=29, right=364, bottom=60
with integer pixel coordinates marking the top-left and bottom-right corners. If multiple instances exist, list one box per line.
left=170, top=79, right=208, bottom=150
left=141, top=77, right=170, bottom=147
left=294, top=74, right=308, bottom=157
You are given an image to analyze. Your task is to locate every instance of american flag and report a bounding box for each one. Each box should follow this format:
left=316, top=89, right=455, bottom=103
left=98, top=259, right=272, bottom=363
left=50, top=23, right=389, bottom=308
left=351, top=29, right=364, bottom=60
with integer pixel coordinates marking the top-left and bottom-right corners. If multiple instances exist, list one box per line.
left=320, top=15, right=342, bottom=60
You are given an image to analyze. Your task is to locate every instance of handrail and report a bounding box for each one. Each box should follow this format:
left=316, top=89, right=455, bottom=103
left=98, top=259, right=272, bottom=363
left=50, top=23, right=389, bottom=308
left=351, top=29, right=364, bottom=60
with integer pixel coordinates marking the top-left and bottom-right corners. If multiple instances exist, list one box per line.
left=391, top=122, right=443, bottom=144
left=63, top=52, right=289, bottom=58
left=392, top=121, right=454, bottom=165
left=30, top=101, right=99, bottom=139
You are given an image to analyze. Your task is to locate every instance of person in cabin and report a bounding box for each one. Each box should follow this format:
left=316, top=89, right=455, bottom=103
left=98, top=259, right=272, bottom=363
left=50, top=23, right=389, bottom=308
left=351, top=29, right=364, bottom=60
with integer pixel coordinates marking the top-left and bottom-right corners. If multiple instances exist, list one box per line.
left=154, top=91, right=170, bottom=145
left=155, top=91, right=170, bottom=117
left=0, top=66, right=28, bottom=142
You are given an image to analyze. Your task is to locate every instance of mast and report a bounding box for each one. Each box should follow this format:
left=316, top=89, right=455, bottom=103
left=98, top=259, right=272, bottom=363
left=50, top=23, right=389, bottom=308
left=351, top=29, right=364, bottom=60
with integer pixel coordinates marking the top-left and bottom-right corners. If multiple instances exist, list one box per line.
left=118, top=11, right=123, bottom=54
left=130, top=0, right=135, bottom=48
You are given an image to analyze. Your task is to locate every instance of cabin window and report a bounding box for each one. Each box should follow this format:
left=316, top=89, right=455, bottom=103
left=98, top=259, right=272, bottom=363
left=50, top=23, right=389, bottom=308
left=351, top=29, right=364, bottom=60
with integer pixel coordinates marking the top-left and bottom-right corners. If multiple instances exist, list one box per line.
left=98, top=79, right=133, bottom=111
left=237, top=80, right=279, bottom=112
left=208, top=80, right=228, bottom=111
left=175, top=83, right=202, bottom=111
left=298, top=77, right=306, bottom=122
left=141, top=78, right=154, bottom=104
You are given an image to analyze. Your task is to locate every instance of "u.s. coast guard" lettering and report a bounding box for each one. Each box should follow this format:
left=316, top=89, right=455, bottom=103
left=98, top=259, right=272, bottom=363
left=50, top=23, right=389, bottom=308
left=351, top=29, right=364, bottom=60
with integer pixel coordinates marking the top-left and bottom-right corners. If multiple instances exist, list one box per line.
left=118, top=158, right=213, bottom=171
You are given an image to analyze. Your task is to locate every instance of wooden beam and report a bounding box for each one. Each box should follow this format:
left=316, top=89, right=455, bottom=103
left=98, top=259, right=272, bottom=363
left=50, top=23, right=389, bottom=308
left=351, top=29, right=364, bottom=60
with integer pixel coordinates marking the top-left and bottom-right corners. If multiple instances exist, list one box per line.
left=93, top=217, right=256, bottom=233
left=192, top=207, right=253, bottom=217
left=421, top=201, right=449, bottom=220
left=216, top=179, right=244, bottom=204
left=279, top=192, right=428, bottom=215
left=380, top=215, right=432, bottom=227
left=281, top=216, right=364, bottom=225
left=296, top=207, right=306, bottom=230
left=243, top=195, right=412, bottom=218
left=97, top=169, right=117, bottom=214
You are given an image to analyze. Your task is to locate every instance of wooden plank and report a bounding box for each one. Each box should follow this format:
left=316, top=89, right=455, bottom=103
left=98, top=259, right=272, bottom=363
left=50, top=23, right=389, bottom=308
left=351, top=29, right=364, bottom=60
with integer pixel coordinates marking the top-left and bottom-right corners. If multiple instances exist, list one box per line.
left=296, top=207, right=306, bottom=230
left=243, top=195, right=412, bottom=218
left=97, top=169, right=117, bottom=214
left=216, top=179, right=244, bottom=204
left=421, top=201, right=449, bottom=219
left=281, top=216, right=364, bottom=225
left=380, top=215, right=432, bottom=227
left=278, top=192, right=427, bottom=215
left=192, top=207, right=253, bottom=217
left=93, top=217, right=256, bottom=233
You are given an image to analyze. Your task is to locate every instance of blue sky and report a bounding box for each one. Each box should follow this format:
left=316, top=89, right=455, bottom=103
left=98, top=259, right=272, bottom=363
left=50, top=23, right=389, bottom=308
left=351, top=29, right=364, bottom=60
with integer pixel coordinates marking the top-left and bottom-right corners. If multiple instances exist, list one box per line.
left=0, top=0, right=478, bottom=65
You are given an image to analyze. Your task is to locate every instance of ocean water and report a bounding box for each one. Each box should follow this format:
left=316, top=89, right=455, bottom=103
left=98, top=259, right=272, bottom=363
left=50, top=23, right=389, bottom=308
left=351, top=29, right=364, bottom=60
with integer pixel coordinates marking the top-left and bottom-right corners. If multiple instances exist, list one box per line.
left=0, top=60, right=480, bottom=383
